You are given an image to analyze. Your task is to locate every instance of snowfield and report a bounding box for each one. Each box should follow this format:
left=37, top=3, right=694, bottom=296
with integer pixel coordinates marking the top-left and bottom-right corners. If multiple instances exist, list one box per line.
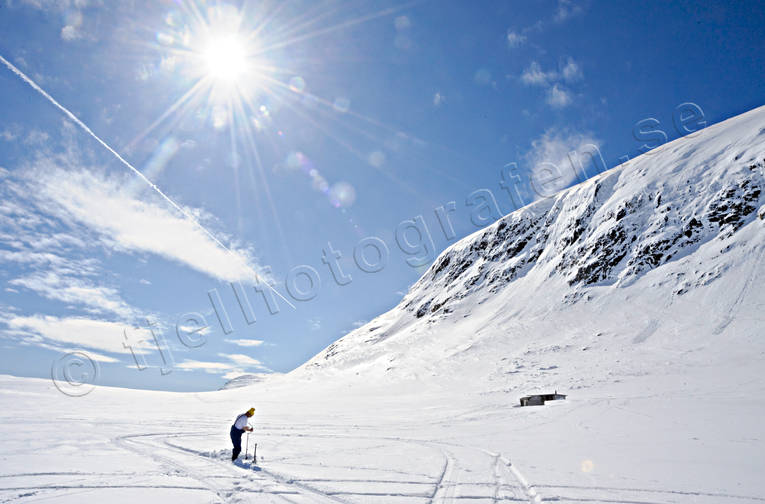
left=1, top=371, right=764, bottom=503
left=1, top=105, right=764, bottom=503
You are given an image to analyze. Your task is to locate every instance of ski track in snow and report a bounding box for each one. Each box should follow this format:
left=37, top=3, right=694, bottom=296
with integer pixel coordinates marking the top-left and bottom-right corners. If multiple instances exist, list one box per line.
left=116, top=431, right=348, bottom=504
left=428, top=448, right=455, bottom=503
left=110, top=428, right=534, bottom=504
left=115, top=433, right=245, bottom=503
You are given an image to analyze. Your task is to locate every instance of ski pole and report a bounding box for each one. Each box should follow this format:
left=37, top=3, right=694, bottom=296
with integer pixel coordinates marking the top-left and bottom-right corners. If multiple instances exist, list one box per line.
left=245, top=432, right=249, bottom=460
left=254, top=442, right=257, bottom=465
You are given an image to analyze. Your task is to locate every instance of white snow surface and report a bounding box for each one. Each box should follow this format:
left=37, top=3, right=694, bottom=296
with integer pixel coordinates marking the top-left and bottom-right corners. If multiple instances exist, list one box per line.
left=2, top=106, right=765, bottom=503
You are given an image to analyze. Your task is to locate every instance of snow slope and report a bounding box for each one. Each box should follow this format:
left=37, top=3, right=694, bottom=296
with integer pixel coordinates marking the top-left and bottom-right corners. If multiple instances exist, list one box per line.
left=1, top=105, right=764, bottom=503
left=220, top=374, right=282, bottom=390
left=297, top=104, right=765, bottom=393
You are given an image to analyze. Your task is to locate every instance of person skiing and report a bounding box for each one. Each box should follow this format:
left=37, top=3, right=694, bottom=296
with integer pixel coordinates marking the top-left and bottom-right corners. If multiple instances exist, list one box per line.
left=230, top=407, right=255, bottom=461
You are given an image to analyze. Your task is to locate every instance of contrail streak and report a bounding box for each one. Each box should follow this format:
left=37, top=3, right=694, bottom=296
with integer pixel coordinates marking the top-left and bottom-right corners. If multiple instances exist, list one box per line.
left=0, top=53, right=295, bottom=309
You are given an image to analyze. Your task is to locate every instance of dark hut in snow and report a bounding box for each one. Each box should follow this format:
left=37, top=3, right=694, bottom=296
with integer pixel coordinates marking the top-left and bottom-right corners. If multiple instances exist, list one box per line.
left=520, top=391, right=567, bottom=407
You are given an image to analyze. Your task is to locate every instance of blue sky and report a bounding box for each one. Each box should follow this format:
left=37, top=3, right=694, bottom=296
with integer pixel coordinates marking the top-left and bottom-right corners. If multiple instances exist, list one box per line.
left=0, top=0, right=763, bottom=391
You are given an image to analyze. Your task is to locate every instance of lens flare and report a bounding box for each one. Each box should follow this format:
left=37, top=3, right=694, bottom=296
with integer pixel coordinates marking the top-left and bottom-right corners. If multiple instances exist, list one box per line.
left=333, top=97, right=350, bottom=113
left=329, top=182, right=356, bottom=208
left=368, top=150, right=386, bottom=167
left=289, top=76, right=306, bottom=93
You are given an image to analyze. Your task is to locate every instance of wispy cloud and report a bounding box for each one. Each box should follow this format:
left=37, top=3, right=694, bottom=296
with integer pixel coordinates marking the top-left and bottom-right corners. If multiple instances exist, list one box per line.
left=561, top=57, right=583, bottom=82
left=10, top=0, right=97, bottom=41
left=0, top=124, right=22, bottom=141
left=506, top=1, right=585, bottom=50
left=176, top=352, right=268, bottom=375
left=525, top=128, right=601, bottom=191
left=0, top=125, right=50, bottom=145
left=61, top=24, right=81, bottom=41
left=8, top=270, right=137, bottom=319
left=176, top=360, right=233, bottom=373
left=1, top=167, right=144, bottom=322
left=506, top=30, right=527, bottom=48
left=21, top=160, right=265, bottom=285
left=546, top=84, right=572, bottom=108
left=2, top=314, right=153, bottom=356
left=521, top=61, right=554, bottom=86
left=0, top=128, right=278, bottom=363
left=554, top=0, right=584, bottom=23
left=13, top=0, right=92, bottom=8
left=176, top=323, right=211, bottom=337
left=519, top=57, right=582, bottom=108
left=220, top=353, right=265, bottom=368
left=521, top=58, right=583, bottom=87
left=225, top=338, right=265, bottom=347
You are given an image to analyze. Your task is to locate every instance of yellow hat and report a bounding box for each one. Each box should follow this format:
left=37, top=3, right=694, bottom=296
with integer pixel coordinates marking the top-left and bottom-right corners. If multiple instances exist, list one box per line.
left=247, top=407, right=256, bottom=416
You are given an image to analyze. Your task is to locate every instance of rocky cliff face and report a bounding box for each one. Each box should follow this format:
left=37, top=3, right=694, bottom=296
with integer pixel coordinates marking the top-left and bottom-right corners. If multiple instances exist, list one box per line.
left=405, top=157, right=762, bottom=317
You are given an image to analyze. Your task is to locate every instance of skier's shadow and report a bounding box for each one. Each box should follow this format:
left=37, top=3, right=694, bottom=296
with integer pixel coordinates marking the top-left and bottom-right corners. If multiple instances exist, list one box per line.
left=234, top=459, right=262, bottom=471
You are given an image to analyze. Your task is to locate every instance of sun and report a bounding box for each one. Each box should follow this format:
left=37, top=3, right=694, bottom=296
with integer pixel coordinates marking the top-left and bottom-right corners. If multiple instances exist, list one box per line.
left=202, top=34, right=249, bottom=84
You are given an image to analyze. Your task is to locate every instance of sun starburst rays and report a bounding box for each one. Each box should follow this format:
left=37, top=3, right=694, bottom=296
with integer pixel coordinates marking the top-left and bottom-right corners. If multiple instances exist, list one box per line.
left=131, top=0, right=435, bottom=249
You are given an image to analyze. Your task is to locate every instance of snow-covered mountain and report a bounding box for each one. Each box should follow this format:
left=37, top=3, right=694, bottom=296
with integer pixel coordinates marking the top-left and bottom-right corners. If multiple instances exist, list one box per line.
left=297, top=105, right=765, bottom=392
left=219, top=373, right=281, bottom=390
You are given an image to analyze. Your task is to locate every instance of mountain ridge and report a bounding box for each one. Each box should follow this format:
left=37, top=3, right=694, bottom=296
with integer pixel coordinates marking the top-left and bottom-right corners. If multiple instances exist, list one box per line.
left=293, top=105, right=765, bottom=390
